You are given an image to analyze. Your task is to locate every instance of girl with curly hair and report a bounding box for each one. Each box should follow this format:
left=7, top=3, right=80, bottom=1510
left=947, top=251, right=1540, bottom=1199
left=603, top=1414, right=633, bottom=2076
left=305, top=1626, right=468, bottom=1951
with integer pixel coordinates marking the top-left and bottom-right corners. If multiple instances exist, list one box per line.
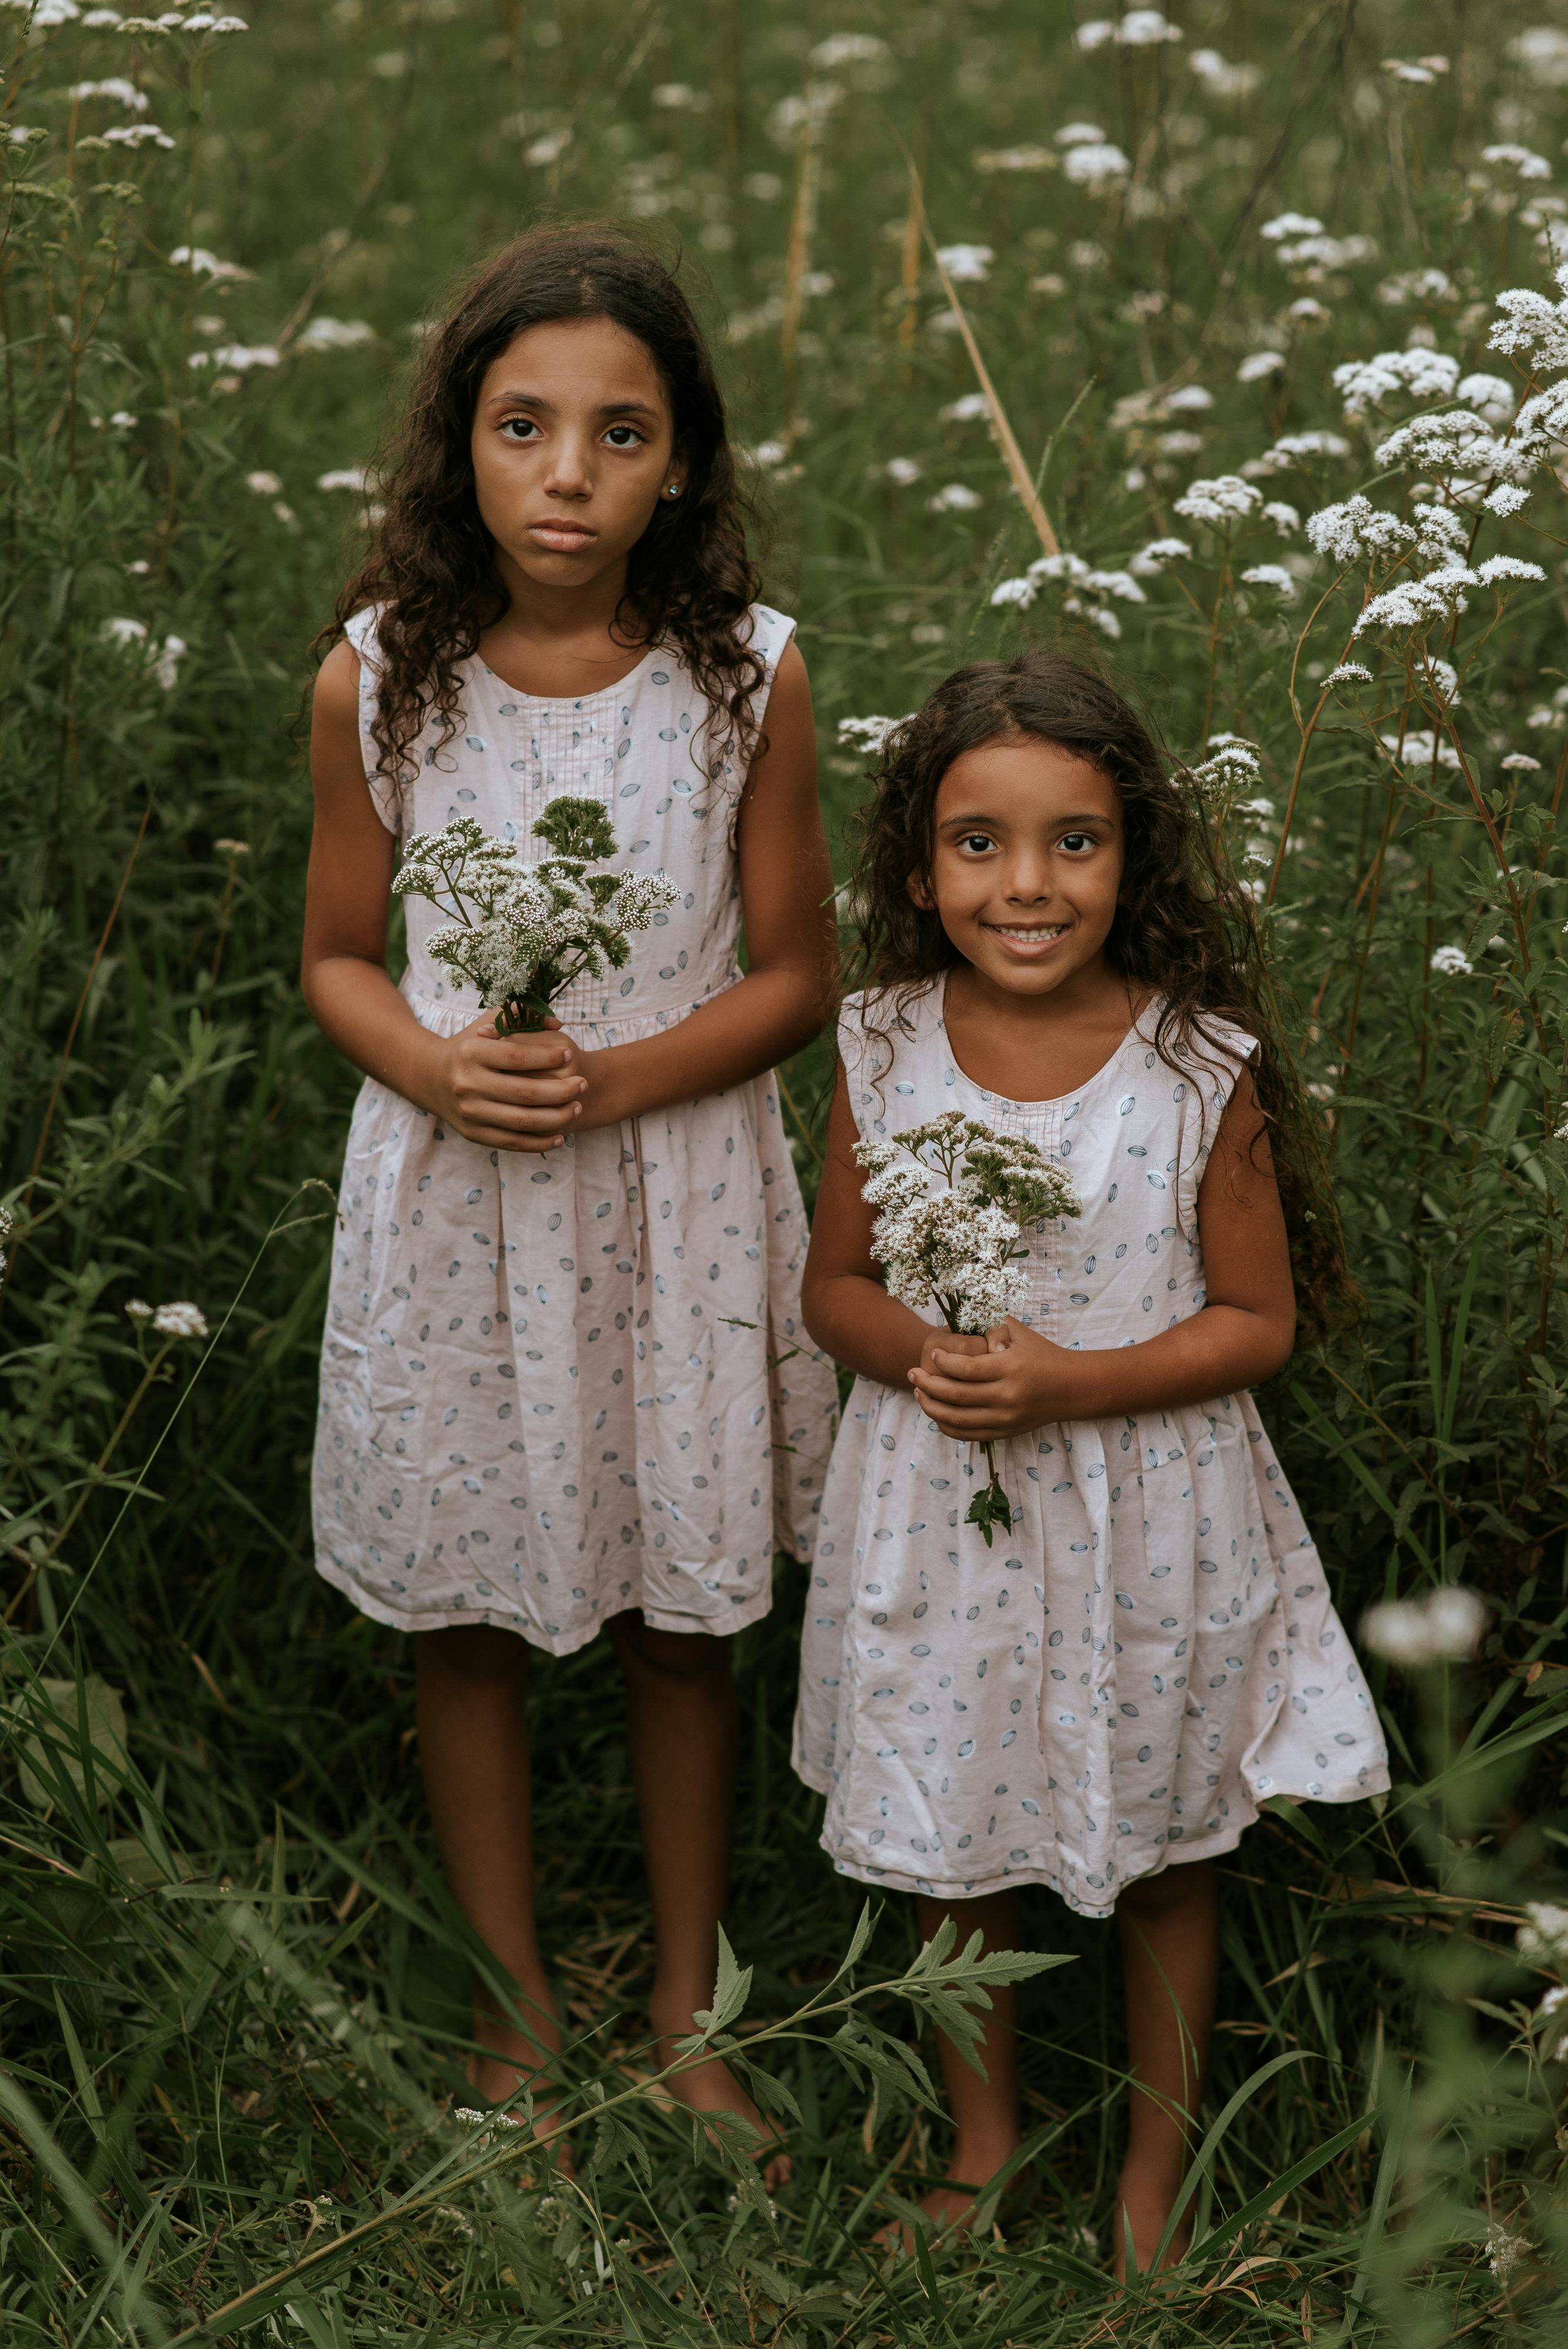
left=302, top=227, right=838, bottom=2173
left=793, top=648, right=1387, bottom=2266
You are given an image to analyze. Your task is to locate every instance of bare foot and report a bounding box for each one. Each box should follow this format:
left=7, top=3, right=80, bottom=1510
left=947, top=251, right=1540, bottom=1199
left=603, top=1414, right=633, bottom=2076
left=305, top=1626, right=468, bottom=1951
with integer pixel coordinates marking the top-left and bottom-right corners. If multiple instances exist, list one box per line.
left=875, top=2136, right=1021, bottom=2252
left=1111, top=2168, right=1190, bottom=2281
left=465, top=2024, right=575, bottom=2178
left=651, top=1998, right=792, bottom=2193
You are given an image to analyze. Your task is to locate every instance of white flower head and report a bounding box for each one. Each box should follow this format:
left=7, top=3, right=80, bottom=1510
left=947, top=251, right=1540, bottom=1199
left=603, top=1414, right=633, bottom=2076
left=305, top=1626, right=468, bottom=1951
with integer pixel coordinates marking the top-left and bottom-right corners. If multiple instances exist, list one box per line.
left=1237, top=351, right=1286, bottom=383
left=1240, top=564, right=1295, bottom=598
left=1173, top=474, right=1261, bottom=524
left=1261, top=501, right=1299, bottom=535
left=1325, top=662, right=1372, bottom=687
left=152, top=1301, right=209, bottom=1340
left=1063, top=142, right=1130, bottom=189
left=1260, top=212, right=1324, bottom=243
left=885, top=456, right=922, bottom=485
left=934, top=243, right=993, bottom=282
left=837, top=714, right=911, bottom=754
left=295, top=317, right=375, bottom=352
left=1128, top=536, right=1191, bottom=576
left=1483, top=483, right=1530, bottom=516
left=1333, top=347, right=1459, bottom=414
left=1519, top=1903, right=1568, bottom=1971
left=1361, top=1583, right=1485, bottom=1662
left=941, top=392, right=990, bottom=423
left=1483, top=143, right=1552, bottom=181
left=927, top=482, right=981, bottom=511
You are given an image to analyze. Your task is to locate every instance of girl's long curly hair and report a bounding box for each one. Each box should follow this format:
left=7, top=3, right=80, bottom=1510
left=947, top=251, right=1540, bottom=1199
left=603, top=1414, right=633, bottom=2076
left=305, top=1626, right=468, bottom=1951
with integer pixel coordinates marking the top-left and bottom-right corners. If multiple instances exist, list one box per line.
left=847, top=647, right=1353, bottom=1337
left=325, top=225, right=765, bottom=789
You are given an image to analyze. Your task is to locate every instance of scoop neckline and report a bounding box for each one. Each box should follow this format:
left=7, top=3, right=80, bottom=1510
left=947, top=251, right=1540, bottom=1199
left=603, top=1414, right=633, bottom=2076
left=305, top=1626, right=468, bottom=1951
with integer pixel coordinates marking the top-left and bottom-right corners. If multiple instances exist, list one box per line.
left=473, top=638, right=667, bottom=708
left=937, top=972, right=1154, bottom=1112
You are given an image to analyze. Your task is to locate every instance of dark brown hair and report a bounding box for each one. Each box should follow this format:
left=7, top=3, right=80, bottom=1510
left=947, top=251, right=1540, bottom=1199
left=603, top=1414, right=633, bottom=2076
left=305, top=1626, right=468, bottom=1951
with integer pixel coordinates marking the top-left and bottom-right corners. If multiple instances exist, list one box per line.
left=846, top=647, right=1352, bottom=1336
left=325, top=225, right=764, bottom=787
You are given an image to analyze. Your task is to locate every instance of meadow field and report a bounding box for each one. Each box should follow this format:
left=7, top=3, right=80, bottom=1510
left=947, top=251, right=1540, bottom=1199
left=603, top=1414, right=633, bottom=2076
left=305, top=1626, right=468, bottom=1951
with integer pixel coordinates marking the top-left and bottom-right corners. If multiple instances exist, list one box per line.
left=3, top=0, right=1568, bottom=2340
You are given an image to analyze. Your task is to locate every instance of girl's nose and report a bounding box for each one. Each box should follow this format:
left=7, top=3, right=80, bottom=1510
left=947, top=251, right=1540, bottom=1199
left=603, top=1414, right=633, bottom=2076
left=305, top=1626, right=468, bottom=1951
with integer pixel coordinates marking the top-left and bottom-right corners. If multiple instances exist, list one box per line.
left=543, top=433, right=594, bottom=498
left=1004, top=859, right=1051, bottom=903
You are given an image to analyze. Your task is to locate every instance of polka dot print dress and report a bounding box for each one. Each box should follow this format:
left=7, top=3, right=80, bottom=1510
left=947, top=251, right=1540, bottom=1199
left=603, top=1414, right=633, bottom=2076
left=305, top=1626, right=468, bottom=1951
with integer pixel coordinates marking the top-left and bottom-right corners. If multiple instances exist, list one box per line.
left=312, top=604, right=838, bottom=1654
left=792, top=982, right=1389, bottom=1917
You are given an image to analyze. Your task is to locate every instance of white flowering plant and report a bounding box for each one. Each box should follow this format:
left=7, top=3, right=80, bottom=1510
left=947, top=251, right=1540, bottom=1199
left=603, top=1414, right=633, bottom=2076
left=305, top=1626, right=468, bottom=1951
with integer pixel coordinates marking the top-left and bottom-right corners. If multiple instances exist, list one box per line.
left=391, top=798, right=679, bottom=1035
left=856, top=1110, right=1081, bottom=1543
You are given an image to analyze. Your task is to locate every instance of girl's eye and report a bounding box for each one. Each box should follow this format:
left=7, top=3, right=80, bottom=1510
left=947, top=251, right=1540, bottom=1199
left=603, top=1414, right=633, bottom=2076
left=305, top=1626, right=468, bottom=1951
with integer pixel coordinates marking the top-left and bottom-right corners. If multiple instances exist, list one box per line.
left=604, top=424, right=644, bottom=449
left=500, top=417, right=540, bottom=441
left=1058, top=831, right=1095, bottom=854
left=958, top=833, right=995, bottom=855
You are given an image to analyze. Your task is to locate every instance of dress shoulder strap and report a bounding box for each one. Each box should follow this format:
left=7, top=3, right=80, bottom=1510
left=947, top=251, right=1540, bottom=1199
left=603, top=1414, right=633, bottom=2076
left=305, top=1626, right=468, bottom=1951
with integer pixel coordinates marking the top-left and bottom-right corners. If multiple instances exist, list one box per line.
left=838, top=982, right=941, bottom=1144
left=341, top=607, right=401, bottom=837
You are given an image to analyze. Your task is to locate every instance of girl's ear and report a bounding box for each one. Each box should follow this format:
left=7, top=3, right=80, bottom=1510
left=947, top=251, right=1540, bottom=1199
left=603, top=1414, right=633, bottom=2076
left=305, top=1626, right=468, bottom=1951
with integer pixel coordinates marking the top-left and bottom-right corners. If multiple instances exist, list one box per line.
left=906, top=866, right=934, bottom=912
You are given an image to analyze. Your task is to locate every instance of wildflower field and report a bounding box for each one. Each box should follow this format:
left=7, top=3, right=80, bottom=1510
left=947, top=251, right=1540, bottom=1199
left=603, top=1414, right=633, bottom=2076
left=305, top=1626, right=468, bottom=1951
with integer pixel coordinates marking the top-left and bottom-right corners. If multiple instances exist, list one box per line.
left=5, top=0, right=1568, bottom=2338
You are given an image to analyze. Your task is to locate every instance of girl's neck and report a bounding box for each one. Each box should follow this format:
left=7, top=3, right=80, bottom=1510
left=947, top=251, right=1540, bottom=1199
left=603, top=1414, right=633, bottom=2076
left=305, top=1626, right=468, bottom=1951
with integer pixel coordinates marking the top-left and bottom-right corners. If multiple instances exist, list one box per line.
left=477, top=546, right=654, bottom=700
left=942, top=956, right=1147, bottom=1102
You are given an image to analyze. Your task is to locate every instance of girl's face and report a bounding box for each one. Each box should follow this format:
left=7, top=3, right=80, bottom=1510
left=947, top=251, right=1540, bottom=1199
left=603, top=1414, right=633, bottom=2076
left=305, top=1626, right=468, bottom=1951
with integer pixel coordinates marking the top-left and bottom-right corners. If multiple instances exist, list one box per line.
left=916, top=733, right=1126, bottom=1001
left=469, top=315, right=682, bottom=597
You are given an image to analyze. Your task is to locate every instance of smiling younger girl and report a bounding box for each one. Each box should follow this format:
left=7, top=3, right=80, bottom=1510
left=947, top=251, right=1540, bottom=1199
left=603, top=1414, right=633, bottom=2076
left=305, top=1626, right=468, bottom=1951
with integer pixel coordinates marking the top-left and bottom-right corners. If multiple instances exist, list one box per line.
left=301, top=230, right=838, bottom=2167
left=795, top=650, right=1388, bottom=2266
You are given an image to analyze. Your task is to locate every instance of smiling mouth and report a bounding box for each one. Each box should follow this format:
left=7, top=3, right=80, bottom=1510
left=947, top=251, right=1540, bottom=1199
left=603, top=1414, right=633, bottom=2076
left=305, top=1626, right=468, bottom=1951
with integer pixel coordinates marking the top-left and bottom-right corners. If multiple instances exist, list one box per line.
left=986, top=921, right=1068, bottom=946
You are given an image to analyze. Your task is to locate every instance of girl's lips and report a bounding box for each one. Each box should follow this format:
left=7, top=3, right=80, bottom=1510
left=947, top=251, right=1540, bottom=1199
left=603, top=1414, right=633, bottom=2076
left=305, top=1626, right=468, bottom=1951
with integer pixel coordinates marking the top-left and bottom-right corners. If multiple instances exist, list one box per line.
left=528, top=521, right=597, bottom=550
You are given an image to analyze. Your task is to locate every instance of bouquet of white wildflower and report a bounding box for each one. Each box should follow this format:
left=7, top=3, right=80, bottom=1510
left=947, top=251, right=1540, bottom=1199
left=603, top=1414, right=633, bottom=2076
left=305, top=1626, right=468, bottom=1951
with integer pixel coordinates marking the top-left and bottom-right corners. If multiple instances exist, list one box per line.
left=854, top=1110, right=1082, bottom=1544
left=392, top=797, right=679, bottom=1034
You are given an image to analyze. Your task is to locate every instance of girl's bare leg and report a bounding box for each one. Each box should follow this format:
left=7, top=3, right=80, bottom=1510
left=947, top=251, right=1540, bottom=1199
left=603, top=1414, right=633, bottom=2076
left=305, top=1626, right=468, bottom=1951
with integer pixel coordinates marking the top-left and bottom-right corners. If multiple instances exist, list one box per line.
left=607, top=1611, right=789, bottom=2186
left=1113, top=1857, right=1218, bottom=2277
left=415, top=1625, right=564, bottom=2128
left=899, top=1889, right=1022, bottom=2237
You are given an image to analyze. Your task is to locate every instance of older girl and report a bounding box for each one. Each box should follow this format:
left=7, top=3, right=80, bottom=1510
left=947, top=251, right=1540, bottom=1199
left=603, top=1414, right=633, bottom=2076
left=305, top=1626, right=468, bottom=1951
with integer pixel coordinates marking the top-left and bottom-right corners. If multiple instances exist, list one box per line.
left=302, top=229, right=837, bottom=2172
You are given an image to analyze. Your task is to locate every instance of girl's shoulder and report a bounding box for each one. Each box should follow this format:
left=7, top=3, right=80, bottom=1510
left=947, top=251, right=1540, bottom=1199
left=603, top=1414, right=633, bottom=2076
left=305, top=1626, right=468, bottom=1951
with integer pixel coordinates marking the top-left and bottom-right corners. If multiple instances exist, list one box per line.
left=1130, top=999, right=1260, bottom=1101
left=738, top=601, right=797, bottom=676
left=837, top=980, right=943, bottom=1092
left=341, top=604, right=383, bottom=669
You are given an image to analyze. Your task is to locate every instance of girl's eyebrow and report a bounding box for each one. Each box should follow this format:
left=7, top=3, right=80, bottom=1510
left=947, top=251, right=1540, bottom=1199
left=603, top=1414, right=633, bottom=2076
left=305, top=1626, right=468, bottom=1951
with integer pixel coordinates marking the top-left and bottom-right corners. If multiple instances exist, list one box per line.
left=484, top=388, right=664, bottom=419
left=937, top=808, right=1115, bottom=829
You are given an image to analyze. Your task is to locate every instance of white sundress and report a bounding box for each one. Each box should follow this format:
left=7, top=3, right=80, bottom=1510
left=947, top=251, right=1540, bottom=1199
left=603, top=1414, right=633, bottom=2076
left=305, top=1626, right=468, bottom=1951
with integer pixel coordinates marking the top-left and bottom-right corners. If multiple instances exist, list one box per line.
left=792, top=981, right=1389, bottom=1918
left=312, top=603, right=839, bottom=1654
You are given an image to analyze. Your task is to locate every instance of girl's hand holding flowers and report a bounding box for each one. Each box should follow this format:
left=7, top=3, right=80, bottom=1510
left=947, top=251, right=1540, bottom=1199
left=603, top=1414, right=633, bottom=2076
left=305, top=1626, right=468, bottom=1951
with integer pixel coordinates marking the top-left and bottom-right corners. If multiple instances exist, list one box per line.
left=910, top=1317, right=1078, bottom=1441
left=422, top=1011, right=587, bottom=1153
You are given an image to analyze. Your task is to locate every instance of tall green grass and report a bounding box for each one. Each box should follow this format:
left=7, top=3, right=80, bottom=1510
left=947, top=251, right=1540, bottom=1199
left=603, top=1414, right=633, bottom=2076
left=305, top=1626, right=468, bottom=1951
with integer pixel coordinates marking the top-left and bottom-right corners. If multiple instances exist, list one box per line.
left=2, top=0, right=1566, bottom=2340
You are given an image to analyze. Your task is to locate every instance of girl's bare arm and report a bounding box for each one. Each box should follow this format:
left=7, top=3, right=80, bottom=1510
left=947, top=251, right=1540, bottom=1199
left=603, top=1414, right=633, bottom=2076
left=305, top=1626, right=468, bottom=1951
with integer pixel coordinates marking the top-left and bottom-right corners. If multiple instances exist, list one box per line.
left=571, top=639, right=837, bottom=1128
left=300, top=641, right=588, bottom=1152
left=909, top=1075, right=1298, bottom=1438
left=800, top=1069, right=990, bottom=1388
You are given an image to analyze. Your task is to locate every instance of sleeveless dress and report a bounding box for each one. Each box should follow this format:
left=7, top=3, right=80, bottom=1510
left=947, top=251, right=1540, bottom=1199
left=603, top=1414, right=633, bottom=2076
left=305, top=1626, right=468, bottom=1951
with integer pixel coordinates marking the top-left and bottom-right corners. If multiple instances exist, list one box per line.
left=312, top=604, right=838, bottom=1654
left=792, top=982, right=1388, bottom=1917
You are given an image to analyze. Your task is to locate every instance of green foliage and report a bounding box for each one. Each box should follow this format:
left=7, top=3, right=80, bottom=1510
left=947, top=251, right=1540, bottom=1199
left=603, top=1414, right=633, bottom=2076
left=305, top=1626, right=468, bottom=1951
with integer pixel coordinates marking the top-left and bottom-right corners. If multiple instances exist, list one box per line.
left=1, top=1, right=1566, bottom=2343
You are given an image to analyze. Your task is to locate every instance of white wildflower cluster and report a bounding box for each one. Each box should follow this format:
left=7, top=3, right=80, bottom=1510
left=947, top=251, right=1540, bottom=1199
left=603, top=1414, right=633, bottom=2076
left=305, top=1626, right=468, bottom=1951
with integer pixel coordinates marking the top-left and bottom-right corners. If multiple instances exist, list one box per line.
left=857, top=1115, right=1081, bottom=1543
left=837, top=714, right=911, bottom=756
left=1189, top=48, right=1260, bottom=97
left=1062, top=142, right=1130, bottom=190
left=126, top=1298, right=210, bottom=1341
left=393, top=802, right=678, bottom=1033
left=1333, top=347, right=1462, bottom=413
left=1186, top=736, right=1263, bottom=816
left=1239, top=564, right=1296, bottom=601
left=1173, top=474, right=1261, bottom=525
left=990, top=551, right=1146, bottom=638
left=1078, top=11, right=1182, bottom=50
left=1518, top=1902, right=1568, bottom=1971
left=1237, top=350, right=1286, bottom=383
left=1430, top=943, right=1473, bottom=975
left=1245, top=430, right=1352, bottom=476
left=1381, top=730, right=1461, bottom=772
left=1360, top=1583, right=1486, bottom=1664
left=1128, top=536, right=1191, bottom=577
